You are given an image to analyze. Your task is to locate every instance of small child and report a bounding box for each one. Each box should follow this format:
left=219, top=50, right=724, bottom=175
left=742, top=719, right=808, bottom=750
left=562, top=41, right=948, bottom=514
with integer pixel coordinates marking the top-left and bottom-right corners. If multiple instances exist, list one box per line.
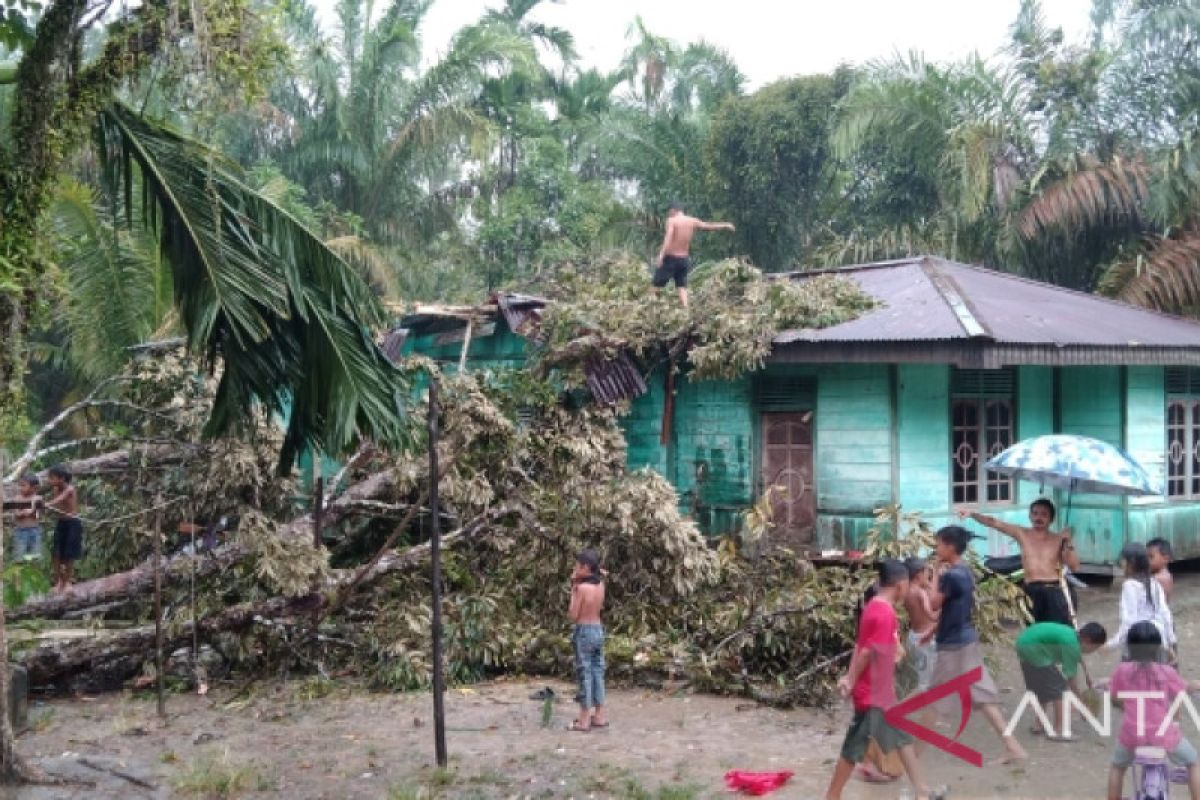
left=11, top=473, right=43, bottom=561
left=1107, top=542, right=1175, bottom=662
left=903, top=556, right=939, bottom=693
left=45, top=464, right=82, bottom=593
left=1015, top=621, right=1106, bottom=738
left=1104, top=621, right=1200, bottom=800
left=824, top=559, right=937, bottom=800
left=568, top=549, right=607, bottom=732
left=1147, top=537, right=1174, bottom=600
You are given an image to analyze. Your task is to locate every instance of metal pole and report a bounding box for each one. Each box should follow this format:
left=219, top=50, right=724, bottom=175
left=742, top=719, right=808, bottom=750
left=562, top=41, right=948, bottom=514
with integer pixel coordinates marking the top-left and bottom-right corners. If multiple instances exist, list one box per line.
left=428, top=377, right=448, bottom=767
left=153, top=497, right=165, bottom=718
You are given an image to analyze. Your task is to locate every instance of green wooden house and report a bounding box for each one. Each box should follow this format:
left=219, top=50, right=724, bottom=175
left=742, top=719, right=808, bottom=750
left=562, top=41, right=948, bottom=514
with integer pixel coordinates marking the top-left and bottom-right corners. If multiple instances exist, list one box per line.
left=398, top=256, right=1200, bottom=570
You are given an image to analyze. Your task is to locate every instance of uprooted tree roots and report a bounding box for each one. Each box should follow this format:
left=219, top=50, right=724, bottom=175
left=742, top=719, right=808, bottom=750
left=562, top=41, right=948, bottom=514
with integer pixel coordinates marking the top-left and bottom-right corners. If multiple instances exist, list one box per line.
left=8, top=355, right=1027, bottom=707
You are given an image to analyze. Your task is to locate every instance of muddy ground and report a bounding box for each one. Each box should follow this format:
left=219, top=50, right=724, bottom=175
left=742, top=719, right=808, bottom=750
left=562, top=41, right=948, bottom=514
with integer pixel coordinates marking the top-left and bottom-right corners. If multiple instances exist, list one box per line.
left=8, top=573, right=1200, bottom=800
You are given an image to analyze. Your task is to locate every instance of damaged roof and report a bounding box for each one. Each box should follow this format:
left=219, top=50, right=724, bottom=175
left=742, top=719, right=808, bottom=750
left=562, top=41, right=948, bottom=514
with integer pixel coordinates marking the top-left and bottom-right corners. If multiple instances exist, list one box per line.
left=771, top=256, right=1200, bottom=367
left=399, top=255, right=1200, bottom=374
left=397, top=291, right=646, bottom=405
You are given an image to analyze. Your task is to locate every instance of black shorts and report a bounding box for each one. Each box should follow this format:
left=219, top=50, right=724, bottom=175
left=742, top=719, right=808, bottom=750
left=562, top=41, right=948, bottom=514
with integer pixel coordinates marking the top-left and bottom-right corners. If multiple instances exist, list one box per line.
left=839, top=707, right=913, bottom=764
left=1020, top=660, right=1068, bottom=703
left=53, top=518, right=83, bottom=561
left=653, top=255, right=690, bottom=288
left=1023, top=580, right=1074, bottom=625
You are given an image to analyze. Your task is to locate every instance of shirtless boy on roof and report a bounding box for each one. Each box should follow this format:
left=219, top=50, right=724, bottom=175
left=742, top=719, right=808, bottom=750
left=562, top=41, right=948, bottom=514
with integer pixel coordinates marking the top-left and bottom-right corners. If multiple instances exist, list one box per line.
left=653, top=202, right=735, bottom=308
left=959, top=498, right=1080, bottom=625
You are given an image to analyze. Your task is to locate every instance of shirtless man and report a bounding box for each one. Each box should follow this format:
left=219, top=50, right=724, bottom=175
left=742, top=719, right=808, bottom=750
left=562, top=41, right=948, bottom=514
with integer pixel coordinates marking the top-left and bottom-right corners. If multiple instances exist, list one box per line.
left=959, top=498, right=1080, bottom=626
left=45, top=464, right=82, bottom=593
left=568, top=549, right=607, bottom=731
left=653, top=202, right=735, bottom=307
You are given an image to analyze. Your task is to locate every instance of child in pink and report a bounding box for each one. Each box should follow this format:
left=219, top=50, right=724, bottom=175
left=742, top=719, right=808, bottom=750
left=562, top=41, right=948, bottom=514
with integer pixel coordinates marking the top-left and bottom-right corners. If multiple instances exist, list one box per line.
left=1104, top=620, right=1200, bottom=800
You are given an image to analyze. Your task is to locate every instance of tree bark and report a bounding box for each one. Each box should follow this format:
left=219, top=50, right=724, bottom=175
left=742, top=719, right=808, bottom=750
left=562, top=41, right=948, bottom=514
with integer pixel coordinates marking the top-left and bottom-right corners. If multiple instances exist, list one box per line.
left=20, top=512, right=499, bottom=690
left=10, top=469, right=398, bottom=622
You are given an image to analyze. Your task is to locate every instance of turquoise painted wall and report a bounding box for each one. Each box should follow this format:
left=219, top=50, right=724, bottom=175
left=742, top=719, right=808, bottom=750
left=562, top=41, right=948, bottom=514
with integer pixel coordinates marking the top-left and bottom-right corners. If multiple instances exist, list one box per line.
left=813, top=364, right=893, bottom=550
left=896, top=364, right=950, bottom=514
left=400, top=324, right=1200, bottom=564
left=669, top=376, right=755, bottom=535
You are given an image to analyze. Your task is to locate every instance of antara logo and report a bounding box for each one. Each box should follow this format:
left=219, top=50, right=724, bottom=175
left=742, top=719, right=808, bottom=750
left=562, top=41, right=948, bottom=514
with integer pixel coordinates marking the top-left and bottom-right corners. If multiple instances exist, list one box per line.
left=885, top=668, right=1200, bottom=767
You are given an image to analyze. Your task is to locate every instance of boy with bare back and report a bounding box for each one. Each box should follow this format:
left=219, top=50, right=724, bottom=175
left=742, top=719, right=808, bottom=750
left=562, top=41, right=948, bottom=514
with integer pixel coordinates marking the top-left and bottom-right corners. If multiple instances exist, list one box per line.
left=45, top=464, right=82, bottom=593
left=568, top=549, right=607, bottom=732
left=960, top=498, right=1080, bottom=625
left=1148, top=537, right=1174, bottom=600
left=653, top=202, right=735, bottom=307
left=904, top=556, right=939, bottom=693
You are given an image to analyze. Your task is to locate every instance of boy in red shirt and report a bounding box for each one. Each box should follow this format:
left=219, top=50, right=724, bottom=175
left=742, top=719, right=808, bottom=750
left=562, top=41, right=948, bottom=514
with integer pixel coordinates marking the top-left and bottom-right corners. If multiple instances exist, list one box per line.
left=825, top=559, right=939, bottom=800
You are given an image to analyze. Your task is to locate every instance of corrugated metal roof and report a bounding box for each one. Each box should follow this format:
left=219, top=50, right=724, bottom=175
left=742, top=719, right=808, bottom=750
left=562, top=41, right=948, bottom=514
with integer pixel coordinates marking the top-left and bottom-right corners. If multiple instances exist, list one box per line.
left=774, top=256, right=1200, bottom=348
left=397, top=293, right=649, bottom=404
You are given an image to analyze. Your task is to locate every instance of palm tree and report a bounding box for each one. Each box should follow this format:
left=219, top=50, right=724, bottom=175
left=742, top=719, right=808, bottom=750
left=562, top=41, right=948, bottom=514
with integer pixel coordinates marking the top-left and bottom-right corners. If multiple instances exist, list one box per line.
left=263, top=0, right=537, bottom=248
left=95, top=103, right=412, bottom=468
left=1019, top=0, right=1200, bottom=308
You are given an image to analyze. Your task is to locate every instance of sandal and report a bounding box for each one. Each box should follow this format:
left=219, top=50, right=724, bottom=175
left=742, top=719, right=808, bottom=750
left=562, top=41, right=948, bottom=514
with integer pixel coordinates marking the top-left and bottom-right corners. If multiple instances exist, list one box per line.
left=567, top=721, right=590, bottom=732
left=591, top=721, right=609, bottom=729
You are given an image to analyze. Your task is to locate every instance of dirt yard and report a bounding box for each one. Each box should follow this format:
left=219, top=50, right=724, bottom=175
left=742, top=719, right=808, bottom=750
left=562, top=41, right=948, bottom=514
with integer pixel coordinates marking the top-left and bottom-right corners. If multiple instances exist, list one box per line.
left=10, top=572, right=1200, bottom=800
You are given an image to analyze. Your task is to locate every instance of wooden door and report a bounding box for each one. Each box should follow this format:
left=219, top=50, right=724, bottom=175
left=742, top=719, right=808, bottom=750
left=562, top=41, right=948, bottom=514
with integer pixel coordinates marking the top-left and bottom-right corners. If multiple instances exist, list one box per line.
left=760, top=412, right=815, bottom=547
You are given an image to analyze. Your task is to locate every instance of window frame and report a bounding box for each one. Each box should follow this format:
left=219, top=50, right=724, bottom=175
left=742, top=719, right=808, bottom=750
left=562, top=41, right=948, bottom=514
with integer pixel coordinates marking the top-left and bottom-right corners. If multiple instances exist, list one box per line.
left=1165, top=396, right=1200, bottom=500
left=950, top=369, right=1016, bottom=508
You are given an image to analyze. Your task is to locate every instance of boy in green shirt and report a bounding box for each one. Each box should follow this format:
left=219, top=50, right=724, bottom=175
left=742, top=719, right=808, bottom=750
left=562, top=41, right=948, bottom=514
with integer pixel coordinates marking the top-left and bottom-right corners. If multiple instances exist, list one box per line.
left=1016, top=621, right=1107, bottom=739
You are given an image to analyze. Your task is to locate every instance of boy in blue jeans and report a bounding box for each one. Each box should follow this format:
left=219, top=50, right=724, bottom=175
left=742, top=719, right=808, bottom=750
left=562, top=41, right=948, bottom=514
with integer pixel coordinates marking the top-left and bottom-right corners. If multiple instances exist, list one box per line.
left=568, top=549, right=607, bottom=732
left=11, top=474, right=43, bottom=560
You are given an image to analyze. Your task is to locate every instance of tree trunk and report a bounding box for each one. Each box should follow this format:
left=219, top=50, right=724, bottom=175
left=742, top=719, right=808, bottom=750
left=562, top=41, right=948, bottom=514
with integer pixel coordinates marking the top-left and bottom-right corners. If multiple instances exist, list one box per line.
left=11, top=469, right=398, bottom=622
left=20, top=514, right=496, bottom=690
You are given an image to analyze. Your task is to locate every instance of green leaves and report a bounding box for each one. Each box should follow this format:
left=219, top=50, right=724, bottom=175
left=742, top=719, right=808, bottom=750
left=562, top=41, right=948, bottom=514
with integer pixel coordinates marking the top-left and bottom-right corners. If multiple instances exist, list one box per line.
left=94, top=103, right=412, bottom=470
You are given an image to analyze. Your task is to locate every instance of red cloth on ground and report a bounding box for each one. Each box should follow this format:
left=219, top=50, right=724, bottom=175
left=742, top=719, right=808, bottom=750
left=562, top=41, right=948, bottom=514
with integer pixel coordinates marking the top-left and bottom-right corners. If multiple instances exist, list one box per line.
left=723, top=770, right=794, bottom=796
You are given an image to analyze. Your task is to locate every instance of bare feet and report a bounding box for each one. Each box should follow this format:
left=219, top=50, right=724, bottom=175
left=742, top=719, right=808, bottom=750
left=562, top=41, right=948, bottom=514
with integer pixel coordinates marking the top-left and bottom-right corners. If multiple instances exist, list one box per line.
left=997, top=736, right=1029, bottom=764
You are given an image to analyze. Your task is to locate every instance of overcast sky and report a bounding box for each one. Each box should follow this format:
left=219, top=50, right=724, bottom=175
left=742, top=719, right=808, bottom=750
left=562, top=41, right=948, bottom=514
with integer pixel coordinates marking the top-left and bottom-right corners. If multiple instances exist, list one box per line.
left=314, top=0, right=1096, bottom=87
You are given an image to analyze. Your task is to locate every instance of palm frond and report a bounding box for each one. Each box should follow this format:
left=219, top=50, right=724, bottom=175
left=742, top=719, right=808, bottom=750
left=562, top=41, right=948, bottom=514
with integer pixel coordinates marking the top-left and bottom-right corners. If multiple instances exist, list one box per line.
left=49, top=178, right=170, bottom=379
left=95, top=103, right=411, bottom=469
left=1018, top=155, right=1150, bottom=239
left=1101, top=229, right=1200, bottom=312
left=324, top=234, right=401, bottom=301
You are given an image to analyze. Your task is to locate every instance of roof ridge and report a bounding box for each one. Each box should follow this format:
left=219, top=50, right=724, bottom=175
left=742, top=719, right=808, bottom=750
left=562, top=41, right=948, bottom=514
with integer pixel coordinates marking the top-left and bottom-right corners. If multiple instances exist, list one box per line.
left=919, top=258, right=991, bottom=339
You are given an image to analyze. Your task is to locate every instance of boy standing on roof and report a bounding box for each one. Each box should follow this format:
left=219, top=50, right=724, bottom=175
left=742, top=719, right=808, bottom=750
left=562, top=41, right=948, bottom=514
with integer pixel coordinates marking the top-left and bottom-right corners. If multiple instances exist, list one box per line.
left=959, top=499, right=1079, bottom=625
left=653, top=202, right=735, bottom=308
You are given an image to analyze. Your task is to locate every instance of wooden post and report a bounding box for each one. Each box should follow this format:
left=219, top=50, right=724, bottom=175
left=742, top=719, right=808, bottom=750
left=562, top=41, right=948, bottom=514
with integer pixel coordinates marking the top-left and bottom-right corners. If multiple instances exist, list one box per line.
left=458, top=319, right=474, bottom=374
left=428, top=378, right=448, bottom=767
left=153, top=497, right=165, bottom=718
left=0, top=456, right=16, bottom=774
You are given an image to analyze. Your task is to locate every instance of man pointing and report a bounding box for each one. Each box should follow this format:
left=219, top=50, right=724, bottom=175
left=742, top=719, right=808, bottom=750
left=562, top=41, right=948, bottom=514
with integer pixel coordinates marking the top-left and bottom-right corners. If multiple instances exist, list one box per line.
left=653, top=202, right=735, bottom=307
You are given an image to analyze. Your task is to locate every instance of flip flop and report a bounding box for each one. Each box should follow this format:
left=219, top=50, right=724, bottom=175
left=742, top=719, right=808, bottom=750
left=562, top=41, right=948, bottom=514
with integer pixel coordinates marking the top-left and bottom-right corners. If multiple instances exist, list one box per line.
left=566, top=721, right=590, bottom=732
left=591, top=721, right=610, bottom=728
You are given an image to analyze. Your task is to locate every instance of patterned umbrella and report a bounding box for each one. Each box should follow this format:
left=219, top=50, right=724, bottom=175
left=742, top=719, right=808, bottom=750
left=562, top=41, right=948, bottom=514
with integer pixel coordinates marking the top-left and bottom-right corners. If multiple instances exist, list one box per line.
left=985, top=434, right=1162, bottom=497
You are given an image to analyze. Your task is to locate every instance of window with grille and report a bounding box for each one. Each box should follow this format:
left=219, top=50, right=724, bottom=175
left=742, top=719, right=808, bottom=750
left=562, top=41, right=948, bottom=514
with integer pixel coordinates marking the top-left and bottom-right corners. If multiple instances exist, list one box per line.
left=951, top=369, right=1015, bottom=505
left=1166, top=368, right=1200, bottom=498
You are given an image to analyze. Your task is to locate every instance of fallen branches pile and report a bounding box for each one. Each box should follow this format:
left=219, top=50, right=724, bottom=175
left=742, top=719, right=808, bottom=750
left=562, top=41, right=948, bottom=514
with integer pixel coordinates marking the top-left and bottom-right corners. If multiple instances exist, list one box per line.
left=9, top=364, right=1026, bottom=707
left=537, top=255, right=876, bottom=381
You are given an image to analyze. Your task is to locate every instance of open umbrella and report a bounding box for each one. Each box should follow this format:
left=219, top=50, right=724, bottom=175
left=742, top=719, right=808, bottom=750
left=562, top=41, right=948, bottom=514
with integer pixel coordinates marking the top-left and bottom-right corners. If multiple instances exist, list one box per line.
left=985, top=434, right=1162, bottom=500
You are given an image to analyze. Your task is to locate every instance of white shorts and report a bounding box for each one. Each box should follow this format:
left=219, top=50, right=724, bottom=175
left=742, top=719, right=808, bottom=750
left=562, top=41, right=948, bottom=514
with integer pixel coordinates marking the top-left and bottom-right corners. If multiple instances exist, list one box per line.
left=906, top=631, right=937, bottom=692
